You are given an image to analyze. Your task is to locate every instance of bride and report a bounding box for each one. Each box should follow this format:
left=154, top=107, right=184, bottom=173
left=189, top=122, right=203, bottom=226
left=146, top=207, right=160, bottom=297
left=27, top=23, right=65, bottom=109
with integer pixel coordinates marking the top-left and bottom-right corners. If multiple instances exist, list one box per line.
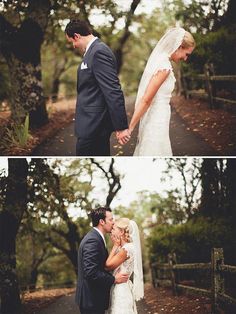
left=128, top=27, right=195, bottom=156
left=105, top=218, right=144, bottom=314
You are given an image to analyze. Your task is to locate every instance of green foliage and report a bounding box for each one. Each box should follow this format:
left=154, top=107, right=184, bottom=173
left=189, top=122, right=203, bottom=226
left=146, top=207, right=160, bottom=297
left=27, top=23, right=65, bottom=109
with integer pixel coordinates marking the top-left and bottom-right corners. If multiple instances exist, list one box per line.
left=12, top=158, right=122, bottom=289
left=41, top=27, right=81, bottom=98
left=188, top=26, right=236, bottom=75
left=160, top=158, right=202, bottom=219
left=172, top=0, right=229, bottom=32
left=119, top=190, right=186, bottom=225
left=0, top=115, right=31, bottom=154
left=148, top=216, right=234, bottom=264
left=37, top=254, right=76, bottom=288
left=5, top=115, right=30, bottom=148
left=172, top=0, right=236, bottom=75
left=121, top=8, right=177, bottom=95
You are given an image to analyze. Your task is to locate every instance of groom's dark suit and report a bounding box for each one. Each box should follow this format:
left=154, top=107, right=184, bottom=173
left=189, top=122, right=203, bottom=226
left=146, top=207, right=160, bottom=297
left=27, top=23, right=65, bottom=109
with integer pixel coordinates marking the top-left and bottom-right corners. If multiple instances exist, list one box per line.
left=75, top=228, right=115, bottom=314
left=75, top=38, right=128, bottom=156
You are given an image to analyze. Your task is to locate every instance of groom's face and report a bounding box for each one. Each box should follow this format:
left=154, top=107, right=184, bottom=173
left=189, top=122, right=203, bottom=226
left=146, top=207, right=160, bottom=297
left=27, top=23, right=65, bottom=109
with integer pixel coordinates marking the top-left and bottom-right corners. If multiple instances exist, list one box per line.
left=101, top=211, right=114, bottom=234
left=66, top=33, right=84, bottom=54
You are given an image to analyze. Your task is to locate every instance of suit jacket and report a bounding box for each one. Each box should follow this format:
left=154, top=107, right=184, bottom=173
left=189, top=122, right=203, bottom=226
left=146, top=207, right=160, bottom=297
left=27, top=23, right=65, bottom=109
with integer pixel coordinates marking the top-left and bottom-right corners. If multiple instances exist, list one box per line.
left=75, top=38, right=128, bottom=139
left=75, top=228, right=115, bottom=311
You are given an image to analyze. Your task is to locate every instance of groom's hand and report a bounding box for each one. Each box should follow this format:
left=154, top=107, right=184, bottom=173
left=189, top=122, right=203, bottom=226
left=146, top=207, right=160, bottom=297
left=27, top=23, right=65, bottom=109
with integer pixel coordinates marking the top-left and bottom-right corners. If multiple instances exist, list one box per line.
left=114, top=272, right=129, bottom=284
left=116, top=129, right=131, bottom=145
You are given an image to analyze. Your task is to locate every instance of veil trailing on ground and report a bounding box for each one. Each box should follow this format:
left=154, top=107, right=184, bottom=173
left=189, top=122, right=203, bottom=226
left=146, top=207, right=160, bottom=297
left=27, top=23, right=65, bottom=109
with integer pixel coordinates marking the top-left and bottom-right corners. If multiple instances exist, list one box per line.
left=134, top=27, right=186, bottom=109
left=129, top=220, right=144, bottom=301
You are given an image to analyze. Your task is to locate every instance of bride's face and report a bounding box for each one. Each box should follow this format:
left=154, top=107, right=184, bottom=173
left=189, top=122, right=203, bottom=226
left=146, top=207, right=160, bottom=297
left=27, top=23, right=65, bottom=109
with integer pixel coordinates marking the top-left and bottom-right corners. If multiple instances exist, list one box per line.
left=111, top=224, right=123, bottom=238
left=171, top=46, right=194, bottom=63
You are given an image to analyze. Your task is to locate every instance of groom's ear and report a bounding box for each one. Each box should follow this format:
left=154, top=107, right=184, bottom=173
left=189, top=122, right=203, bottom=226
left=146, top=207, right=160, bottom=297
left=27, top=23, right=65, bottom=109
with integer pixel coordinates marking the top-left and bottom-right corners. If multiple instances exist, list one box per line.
left=74, top=33, right=81, bottom=40
left=99, top=218, right=105, bottom=226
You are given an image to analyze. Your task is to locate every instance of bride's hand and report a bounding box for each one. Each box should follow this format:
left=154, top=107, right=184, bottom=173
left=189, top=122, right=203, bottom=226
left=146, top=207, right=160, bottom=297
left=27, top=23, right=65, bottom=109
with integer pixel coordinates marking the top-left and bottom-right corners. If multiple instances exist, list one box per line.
left=110, top=233, right=121, bottom=247
left=128, top=126, right=133, bottom=135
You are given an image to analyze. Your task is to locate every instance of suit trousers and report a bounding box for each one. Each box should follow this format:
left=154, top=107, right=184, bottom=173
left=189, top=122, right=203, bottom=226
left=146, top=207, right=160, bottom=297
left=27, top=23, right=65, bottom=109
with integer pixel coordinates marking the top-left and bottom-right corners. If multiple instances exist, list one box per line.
left=80, top=310, right=105, bottom=314
left=76, top=132, right=111, bottom=156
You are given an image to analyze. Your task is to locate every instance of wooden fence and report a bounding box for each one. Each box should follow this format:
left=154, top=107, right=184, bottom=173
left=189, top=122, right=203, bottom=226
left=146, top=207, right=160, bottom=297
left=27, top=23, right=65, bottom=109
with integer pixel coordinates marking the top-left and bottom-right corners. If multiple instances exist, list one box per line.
left=151, top=248, right=236, bottom=313
left=182, top=64, right=236, bottom=109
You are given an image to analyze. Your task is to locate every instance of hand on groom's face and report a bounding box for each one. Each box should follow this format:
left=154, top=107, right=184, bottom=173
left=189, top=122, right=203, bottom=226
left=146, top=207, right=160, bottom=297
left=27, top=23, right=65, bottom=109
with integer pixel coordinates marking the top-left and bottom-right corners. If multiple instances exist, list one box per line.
left=110, top=233, right=121, bottom=247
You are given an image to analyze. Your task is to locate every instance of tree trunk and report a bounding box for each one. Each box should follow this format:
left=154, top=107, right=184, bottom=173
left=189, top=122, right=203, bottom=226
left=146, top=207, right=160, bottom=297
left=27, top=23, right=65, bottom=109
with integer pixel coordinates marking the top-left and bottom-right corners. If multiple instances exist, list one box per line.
left=0, top=0, right=51, bottom=128
left=51, top=57, right=68, bottom=102
left=225, top=159, right=236, bottom=263
left=225, top=159, right=236, bottom=214
left=221, top=0, right=236, bottom=27
left=6, top=56, right=48, bottom=128
left=67, top=248, right=78, bottom=275
left=200, top=159, right=220, bottom=217
left=0, top=158, right=28, bottom=314
left=29, top=269, right=38, bottom=292
left=113, top=0, right=141, bottom=73
left=51, top=78, right=60, bottom=102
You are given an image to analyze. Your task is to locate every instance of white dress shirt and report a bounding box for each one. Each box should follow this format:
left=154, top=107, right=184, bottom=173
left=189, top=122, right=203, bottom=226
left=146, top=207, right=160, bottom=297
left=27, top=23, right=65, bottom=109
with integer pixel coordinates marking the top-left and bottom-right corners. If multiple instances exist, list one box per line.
left=93, top=227, right=106, bottom=247
left=84, top=36, right=98, bottom=56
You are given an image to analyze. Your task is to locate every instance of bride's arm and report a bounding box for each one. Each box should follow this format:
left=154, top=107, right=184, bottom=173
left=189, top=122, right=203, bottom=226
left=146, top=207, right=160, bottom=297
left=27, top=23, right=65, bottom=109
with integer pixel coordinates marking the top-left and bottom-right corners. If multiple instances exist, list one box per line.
left=105, top=246, right=128, bottom=271
left=105, top=234, right=128, bottom=271
left=129, top=70, right=170, bottom=133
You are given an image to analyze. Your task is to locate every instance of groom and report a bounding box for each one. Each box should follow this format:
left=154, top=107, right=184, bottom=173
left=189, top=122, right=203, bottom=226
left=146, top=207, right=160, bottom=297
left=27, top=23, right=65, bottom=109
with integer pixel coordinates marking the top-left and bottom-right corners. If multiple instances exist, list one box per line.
left=65, top=19, right=130, bottom=156
left=75, top=207, right=129, bottom=314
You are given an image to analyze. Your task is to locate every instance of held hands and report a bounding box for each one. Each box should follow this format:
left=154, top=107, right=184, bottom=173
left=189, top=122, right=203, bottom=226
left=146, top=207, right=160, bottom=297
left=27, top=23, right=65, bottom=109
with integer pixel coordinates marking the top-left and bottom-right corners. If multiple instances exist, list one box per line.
left=116, top=129, right=131, bottom=145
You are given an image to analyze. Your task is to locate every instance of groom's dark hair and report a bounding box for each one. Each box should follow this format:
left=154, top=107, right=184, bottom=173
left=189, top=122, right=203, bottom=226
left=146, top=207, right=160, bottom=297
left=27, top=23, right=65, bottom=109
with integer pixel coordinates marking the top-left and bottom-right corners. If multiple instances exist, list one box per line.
left=65, top=19, right=92, bottom=38
left=90, top=207, right=112, bottom=227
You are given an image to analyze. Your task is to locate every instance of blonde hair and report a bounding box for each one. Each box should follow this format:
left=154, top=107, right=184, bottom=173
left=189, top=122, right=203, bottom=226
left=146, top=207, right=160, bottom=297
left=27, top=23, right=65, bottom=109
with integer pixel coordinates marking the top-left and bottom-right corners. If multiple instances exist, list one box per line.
left=182, top=31, right=196, bottom=49
left=116, top=218, right=131, bottom=242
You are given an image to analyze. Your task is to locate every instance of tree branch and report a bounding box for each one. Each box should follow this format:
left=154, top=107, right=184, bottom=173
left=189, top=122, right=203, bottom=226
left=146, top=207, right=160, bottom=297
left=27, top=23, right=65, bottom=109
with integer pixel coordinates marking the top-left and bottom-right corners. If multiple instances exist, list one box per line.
left=0, top=13, right=16, bottom=58
left=113, top=0, right=141, bottom=72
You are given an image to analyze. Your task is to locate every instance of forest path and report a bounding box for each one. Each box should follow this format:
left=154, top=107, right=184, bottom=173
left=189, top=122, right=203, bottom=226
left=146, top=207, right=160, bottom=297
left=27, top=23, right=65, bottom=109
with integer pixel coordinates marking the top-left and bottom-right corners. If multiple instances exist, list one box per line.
left=38, top=284, right=211, bottom=314
left=32, top=96, right=216, bottom=156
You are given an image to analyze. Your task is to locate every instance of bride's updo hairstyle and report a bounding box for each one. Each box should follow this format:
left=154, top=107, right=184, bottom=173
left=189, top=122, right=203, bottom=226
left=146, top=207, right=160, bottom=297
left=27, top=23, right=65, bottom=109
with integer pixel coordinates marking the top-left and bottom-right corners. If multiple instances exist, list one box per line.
left=116, top=218, right=131, bottom=243
left=181, top=31, right=195, bottom=49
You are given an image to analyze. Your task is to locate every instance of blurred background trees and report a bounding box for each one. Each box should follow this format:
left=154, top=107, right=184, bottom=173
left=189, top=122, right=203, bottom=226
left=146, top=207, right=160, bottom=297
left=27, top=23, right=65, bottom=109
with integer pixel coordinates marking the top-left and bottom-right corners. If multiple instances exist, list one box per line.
left=1, top=0, right=235, bottom=128
left=148, top=158, right=236, bottom=265
left=0, top=0, right=141, bottom=127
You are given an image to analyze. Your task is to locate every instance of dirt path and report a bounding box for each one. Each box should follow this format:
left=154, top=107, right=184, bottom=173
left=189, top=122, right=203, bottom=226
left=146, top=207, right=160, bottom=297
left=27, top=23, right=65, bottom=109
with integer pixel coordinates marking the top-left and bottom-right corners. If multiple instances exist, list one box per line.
left=144, top=284, right=212, bottom=314
left=37, top=285, right=212, bottom=314
left=37, top=292, right=151, bottom=314
left=32, top=96, right=217, bottom=156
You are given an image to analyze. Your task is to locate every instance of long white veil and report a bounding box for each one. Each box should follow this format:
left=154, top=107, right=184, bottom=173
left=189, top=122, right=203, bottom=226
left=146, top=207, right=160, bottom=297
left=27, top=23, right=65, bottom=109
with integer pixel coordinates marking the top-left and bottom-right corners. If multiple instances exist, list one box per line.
left=134, top=27, right=186, bottom=109
left=129, top=220, right=144, bottom=301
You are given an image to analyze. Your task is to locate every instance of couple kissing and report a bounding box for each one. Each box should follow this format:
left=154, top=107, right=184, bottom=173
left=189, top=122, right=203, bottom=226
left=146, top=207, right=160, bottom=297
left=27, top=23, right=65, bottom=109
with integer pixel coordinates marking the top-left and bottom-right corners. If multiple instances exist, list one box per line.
left=75, top=207, right=144, bottom=314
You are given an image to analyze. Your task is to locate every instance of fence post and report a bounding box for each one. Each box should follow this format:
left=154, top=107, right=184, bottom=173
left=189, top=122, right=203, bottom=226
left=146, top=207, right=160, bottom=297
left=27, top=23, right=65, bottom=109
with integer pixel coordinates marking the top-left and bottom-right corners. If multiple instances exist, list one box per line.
left=212, top=248, right=224, bottom=313
left=168, top=253, right=177, bottom=295
left=209, top=63, right=217, bottom=108
left=204, top=63, right=216, bottom=109
left=181, top=70, right=189, bottom=99
left=151, top=262, right=156, bottom=288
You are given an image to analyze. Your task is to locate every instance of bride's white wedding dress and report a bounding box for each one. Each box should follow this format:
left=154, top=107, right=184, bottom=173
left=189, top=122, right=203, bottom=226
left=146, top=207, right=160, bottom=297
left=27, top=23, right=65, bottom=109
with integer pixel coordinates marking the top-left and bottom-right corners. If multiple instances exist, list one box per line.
left=134, top=54, right=175, bottom=156
left=107, top=243, right=137, bottom=314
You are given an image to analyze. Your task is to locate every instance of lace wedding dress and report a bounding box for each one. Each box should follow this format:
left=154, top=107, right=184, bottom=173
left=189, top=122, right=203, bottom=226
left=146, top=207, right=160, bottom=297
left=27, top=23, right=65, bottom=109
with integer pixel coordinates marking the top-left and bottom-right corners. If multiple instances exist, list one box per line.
left=133, top=27, right=186, bottom=156
left=106, top=243, right=137, bottom=314
left=133, top=54, right=175, bottom=156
